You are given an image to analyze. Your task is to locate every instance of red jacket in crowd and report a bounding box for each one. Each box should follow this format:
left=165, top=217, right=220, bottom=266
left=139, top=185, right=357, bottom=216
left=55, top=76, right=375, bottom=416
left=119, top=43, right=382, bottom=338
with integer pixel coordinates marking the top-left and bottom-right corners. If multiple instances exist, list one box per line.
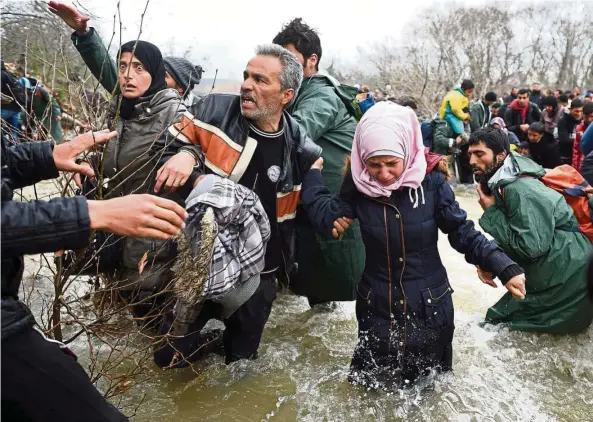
left=573, top=121, right=590, bottom=170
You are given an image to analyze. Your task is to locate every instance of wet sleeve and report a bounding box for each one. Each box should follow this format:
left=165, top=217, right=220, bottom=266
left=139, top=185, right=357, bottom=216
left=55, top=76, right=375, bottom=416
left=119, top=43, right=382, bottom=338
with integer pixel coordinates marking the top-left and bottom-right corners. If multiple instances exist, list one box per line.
left=3, top=141, right=59, bottom=189
left=479, top=182, right=555, bottom=262
left=302, top=169, right=355, bottom=238
left=71, top=28, right=119, bottom=94
left=1, top=196, right=90, bottom=257
left=435, top=178, right=521, bottom=283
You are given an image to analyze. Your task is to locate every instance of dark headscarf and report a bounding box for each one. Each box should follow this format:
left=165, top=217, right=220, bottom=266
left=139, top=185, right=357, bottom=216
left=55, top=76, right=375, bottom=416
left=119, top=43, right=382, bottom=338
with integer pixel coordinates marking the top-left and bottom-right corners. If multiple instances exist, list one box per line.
left=118, top=40, right=166, bottom=119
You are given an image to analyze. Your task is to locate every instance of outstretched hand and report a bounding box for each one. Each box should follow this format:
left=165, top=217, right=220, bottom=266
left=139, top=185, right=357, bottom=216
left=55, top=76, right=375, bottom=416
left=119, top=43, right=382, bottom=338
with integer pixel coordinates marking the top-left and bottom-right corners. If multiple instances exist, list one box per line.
left=48, top=1, right=90, bottom=34
left=53, top=129, right=117, bottom=179
left=88, top=194, right=188, bottom=240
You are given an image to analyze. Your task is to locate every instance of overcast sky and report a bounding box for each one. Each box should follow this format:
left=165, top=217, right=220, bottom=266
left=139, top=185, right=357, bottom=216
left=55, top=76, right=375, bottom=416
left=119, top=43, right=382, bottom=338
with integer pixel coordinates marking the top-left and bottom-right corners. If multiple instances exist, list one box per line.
left=74, top=0, right=544, bottom=80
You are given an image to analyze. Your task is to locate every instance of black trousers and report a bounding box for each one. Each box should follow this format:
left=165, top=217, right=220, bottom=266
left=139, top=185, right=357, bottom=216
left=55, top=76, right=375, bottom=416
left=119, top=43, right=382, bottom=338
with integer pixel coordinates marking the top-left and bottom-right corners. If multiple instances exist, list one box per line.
left=154, top=275, right=277, bottom=367
left=1, top=327, right=128, bottom=422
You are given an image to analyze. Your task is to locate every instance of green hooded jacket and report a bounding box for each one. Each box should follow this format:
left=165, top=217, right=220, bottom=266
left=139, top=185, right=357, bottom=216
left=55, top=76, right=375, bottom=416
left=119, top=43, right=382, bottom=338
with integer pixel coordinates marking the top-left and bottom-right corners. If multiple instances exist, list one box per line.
left=290, top=74, right=365, bottom=302
left=479, top=152, right=593, bottom=334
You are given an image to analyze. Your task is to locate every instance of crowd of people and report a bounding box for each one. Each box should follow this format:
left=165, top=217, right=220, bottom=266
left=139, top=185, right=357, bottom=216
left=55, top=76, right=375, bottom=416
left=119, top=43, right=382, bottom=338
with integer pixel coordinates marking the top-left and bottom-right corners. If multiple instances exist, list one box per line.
left=1, top=3, right=593, bottom=421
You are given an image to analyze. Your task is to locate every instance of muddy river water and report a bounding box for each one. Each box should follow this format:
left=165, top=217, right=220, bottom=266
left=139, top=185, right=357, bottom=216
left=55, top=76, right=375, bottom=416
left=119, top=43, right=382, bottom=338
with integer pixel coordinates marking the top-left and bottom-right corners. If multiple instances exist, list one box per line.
left=24, top=184, right=593, bottom=421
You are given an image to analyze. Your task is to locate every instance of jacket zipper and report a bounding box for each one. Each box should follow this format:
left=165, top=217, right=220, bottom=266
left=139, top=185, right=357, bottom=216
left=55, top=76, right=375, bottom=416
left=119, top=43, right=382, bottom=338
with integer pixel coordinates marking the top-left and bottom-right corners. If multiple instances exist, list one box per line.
left=374, top=197, right=408, bottom=362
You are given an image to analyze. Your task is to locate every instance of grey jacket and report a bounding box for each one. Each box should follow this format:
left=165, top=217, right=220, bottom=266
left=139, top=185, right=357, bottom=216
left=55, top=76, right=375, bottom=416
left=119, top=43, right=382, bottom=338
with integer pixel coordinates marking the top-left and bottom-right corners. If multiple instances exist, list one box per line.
left=102, top=88, right=201, bottom=290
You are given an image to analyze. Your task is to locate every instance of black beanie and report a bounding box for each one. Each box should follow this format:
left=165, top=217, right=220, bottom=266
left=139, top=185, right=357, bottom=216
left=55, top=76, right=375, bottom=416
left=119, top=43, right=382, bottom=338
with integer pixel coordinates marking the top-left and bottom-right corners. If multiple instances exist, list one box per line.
left=163, top=57, right=203, bottom=94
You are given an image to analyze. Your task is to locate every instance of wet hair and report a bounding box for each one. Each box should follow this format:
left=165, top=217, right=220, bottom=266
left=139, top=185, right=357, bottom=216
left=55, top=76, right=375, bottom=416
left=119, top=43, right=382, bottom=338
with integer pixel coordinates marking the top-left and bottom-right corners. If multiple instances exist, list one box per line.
left=461, top=79, right=475, bottom=90
left=558, top=94, right=569, bottom=104
left=583, top=102, right=593, bottom=115
left=518, top=88, right=530, bottom=96
left=469, top=127, right=510, bottom=155
left=570, top=99, right=584, bottom=109
left=528, top=122, right=545, bottom=134
left=485, top=91, right=497, bottom=102
left=255, top=44, right=303, bottom=107
left=401, top=99, right=418, bottom=110
left=272, top=18, right=322, bottom=70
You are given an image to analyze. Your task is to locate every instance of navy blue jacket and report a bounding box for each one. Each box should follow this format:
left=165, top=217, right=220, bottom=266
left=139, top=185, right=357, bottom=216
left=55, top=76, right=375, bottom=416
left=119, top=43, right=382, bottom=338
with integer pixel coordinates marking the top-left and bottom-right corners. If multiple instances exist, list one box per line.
left=302, top=166, right=522, bottom=316
left=1, top=136, right=91, bottom=340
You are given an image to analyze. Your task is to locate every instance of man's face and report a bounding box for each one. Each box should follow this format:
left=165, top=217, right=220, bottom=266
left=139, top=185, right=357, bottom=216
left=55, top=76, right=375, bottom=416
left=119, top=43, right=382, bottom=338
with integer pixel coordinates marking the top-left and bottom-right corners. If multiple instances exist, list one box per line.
left=532, top=83, right=540, bottom=92
left=240, top=55, right=293, bottom=125
left=571, top=106, right=583, bottom=121
left=469, top=142, right=500, bottom=179
left=511, top=88, right=518, bottom=96
left=491, top=106, right=499, bottom=115
left=527, top=129, right=543, bottom=143
left=519, top=147, right=530, bottom=157
left=284, top=43, right=317, bottom=78
left=463, top=89, right=474, bottom=98
left=517, top=93, right=529, bottom=107
left=584, top=113, right=593, bottom=126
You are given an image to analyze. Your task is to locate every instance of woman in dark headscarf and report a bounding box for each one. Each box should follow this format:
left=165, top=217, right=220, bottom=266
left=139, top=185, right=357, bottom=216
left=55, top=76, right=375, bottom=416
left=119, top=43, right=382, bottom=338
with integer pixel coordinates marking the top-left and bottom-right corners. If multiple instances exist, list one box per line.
left=74, top=40, right=202, bottom=328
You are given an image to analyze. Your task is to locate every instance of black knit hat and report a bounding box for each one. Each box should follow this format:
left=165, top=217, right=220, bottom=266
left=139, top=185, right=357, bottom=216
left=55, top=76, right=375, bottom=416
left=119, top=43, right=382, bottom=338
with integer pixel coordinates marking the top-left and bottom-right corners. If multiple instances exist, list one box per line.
left=163, top=56, right=203, bottom=94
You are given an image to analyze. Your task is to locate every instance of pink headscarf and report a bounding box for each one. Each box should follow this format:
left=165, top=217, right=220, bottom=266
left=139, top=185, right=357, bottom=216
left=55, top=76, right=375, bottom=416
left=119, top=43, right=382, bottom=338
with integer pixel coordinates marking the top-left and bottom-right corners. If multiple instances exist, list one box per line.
left=351, top=102, right=427, bottom=200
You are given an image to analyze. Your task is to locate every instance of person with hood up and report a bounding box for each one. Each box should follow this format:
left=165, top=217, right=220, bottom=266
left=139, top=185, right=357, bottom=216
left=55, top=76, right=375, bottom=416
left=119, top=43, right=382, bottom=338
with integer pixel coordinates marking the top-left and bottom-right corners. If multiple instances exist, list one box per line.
left=540, top=95, right=563, bottom=137
left=503, top=88, right=541, bottom=142
left=49, top=2, right=203, bottom=114
left=489, top=117, right=520, bottom=146
left=439, top=79, right=474, bottom=138
left=272, top=17, right=365, bottom=307
left=51, top=1, right=203, bottom=329
left=469, top=128, right=593, bottom=334
left=302, top=102, right=526, bottom=389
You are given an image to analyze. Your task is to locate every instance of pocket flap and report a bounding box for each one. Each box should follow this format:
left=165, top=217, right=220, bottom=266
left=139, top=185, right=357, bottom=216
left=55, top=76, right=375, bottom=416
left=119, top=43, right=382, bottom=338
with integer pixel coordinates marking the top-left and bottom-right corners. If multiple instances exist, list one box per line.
left=421, top=281, right=453, bottom=307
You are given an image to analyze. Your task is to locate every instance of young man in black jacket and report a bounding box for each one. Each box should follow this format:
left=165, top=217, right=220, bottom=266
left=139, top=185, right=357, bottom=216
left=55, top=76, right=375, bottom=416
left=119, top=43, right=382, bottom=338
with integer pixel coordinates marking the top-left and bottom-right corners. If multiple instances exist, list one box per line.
left=526, top=122, right=561, bottom=169
left=1, top=130, right=188, bottom=422
left=557, top=99, right=584, bottom=166
left=503, top=88, right=542, bottom=142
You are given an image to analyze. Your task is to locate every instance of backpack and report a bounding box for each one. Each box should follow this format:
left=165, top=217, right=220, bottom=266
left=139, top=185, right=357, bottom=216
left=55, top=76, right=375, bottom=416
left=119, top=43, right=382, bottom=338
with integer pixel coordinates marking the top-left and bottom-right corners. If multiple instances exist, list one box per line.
left=1, top=68, right=26, bottom=106
left=540, top=165, right=593, bottom=242
left=351, top=93, right=375, bottom=121
left=421, top=119, right=436, bottom=150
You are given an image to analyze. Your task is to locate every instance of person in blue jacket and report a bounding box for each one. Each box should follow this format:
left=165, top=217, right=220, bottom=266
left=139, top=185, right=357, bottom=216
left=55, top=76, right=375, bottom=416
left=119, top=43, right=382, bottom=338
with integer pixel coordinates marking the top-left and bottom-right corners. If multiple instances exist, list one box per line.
left=302, top=102, right=526, bottom=389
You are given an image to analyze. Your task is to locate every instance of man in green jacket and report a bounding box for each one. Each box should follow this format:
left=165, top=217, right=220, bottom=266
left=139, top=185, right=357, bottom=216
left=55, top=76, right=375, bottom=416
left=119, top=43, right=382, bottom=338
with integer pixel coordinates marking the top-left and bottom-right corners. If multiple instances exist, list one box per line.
left=469, top=91, right=497, bottom=133
left=469, top=127, right=593, bottom=334
left=273, top=18, right=365, bottom=306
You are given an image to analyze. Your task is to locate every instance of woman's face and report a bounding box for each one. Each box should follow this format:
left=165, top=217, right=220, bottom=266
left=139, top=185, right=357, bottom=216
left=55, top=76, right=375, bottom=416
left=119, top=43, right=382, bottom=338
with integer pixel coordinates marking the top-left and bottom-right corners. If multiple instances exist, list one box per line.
left=119, top=52, right=152, bottom=99
left=365, top=155, right=404, bottom=186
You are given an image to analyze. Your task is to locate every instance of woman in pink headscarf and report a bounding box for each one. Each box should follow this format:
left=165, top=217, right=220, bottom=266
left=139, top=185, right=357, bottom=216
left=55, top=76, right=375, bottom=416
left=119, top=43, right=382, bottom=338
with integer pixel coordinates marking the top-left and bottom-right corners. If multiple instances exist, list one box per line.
left=302, top=102, right=525, bottom=390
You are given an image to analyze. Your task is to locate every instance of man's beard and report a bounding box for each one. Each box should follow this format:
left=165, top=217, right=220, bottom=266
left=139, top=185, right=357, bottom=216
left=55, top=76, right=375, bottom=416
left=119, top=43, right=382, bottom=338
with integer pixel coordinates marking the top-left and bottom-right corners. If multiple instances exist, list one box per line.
left=477, top=157, right=505, bottom=187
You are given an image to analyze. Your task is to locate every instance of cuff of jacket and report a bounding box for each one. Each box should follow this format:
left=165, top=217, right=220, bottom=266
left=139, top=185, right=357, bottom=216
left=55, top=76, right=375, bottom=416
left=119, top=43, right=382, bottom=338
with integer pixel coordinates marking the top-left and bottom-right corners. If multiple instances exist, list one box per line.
left=37, top=141, right=60, bottom=181
left=498, top=264, right=524, bottom=285
left=71, top=27, right=95, bottom=45
left=487, top=248, right=522, bottom=285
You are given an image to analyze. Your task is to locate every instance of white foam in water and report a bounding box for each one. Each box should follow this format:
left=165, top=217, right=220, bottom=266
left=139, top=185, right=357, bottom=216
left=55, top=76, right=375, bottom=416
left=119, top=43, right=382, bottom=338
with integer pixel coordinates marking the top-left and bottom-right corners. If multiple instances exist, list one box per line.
left=22, top=186, right=592, bottom=421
